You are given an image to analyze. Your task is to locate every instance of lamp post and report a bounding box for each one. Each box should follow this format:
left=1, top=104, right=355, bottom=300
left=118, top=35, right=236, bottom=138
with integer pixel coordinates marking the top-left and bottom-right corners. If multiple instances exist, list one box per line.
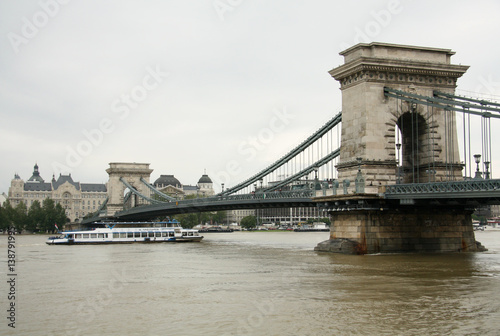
left=474, top=154, right=482, bottom=179
left=355, top=158, right=365, bottom=193
left=396, top=143, right=401, bottom=184
left=254, top=183, right=258, bottom=227
left=484, top=161, right=490, bottom=180
left=425, top=169, right=436, bottom=182
left=314, top=167, right=321, bottom=191
left=356, top=157, right=362, bottom=172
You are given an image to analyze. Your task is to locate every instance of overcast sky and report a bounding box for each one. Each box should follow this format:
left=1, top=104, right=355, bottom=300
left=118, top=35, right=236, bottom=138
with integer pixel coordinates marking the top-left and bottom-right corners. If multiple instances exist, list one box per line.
left=1, top=0, right=500, bottom=194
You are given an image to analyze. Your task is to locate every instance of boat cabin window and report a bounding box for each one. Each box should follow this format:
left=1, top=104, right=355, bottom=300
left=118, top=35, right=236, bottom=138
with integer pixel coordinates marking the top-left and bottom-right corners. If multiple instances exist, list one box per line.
left=91, top=233, right=97, bottom=238
left=127, top=232, right=133, bottom=238
left=113, top=233, right=120, bottom=238
left=98, top=233, right=105, bottom=238
left=119, top=232, right=126, bottom=238
left=134, top=232, right=141, bottom=238
left=148, top=232, right=155, bottom=238
left=169, top=232, right=174, bottom=237
left=83, top=234, right=89, bottom=238
left=141, top=232, right=148, bottom=238
left=161, top=232, right=167, bottom=237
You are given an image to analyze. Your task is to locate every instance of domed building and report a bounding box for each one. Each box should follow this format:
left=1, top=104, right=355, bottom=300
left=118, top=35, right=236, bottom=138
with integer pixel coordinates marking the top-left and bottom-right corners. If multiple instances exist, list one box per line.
left=152, top=172, right=214, bottom=198
left=154, top=175, right=182, bottom=189
left=197, top=173, right=214, bottom=196
left=153, top=175, right=183, bottom=198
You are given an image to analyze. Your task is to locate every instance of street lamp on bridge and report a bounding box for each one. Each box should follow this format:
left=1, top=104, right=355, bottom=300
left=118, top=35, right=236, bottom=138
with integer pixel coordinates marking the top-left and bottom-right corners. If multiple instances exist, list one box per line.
left=484, top=161, right=491, bottom=180
left=474, top=154, right=482, bottom=179
left=396, top=143, right=402, bottom=184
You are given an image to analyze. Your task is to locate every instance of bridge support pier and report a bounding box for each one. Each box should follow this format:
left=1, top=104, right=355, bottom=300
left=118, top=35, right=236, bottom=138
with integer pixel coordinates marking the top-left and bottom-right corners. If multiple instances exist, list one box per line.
left=315, top=197, right=486, bottom=254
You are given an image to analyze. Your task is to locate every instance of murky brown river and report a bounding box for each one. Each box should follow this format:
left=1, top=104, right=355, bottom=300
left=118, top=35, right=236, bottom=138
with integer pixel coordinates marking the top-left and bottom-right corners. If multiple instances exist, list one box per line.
left=1, top=230, right=500, bottom=335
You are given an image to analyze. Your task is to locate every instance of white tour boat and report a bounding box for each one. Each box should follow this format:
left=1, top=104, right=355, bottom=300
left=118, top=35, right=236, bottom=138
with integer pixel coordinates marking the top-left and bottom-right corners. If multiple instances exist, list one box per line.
left=46, top=220, right=203, bottom=245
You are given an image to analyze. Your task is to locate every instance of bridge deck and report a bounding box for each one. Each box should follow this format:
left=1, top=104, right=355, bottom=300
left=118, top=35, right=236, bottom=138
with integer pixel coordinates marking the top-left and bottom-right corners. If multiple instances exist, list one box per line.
left=83, top=180, right=500, bottom=224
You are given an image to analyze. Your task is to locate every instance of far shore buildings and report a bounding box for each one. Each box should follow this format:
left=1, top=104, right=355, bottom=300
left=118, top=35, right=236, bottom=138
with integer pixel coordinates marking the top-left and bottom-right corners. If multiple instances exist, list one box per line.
left=0, top=192, right=7, bottom=206
left=7, top=163, right=254, bottom=223
left=8, top=164, right=107, bottom=222
left=152, top=173, right=255, bottom=224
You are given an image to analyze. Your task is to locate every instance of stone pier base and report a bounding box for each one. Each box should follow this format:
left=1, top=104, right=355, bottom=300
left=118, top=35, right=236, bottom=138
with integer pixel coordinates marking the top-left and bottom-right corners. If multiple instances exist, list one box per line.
left=315, top=207, right=487, bottom=254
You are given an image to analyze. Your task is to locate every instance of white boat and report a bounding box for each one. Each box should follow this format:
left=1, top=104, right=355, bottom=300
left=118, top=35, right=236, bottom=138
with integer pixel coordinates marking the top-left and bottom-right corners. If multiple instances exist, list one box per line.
left=46, top=220, right=203, bottom=245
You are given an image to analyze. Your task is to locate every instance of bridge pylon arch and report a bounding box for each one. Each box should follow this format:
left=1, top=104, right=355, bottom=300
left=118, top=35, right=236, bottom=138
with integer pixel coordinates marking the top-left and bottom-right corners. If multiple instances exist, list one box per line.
left=105, top=162, right=154, bottom=216
left=329, top=42, right=468, bottom=191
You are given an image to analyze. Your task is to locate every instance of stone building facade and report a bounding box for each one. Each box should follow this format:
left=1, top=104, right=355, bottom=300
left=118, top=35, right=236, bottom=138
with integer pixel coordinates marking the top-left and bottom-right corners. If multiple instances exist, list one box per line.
left=8, top=164, right=107, bottom=222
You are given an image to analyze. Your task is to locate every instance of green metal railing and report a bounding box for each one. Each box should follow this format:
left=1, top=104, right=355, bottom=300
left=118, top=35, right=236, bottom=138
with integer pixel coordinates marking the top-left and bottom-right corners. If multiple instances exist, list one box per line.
left=385, top=179, right=500, bottom=199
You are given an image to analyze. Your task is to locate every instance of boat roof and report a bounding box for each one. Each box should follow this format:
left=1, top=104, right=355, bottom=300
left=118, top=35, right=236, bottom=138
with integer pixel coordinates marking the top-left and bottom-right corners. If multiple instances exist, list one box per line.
left=91, top=220, right=181, bottom=225
left=61, top=227, right=182, bottom=234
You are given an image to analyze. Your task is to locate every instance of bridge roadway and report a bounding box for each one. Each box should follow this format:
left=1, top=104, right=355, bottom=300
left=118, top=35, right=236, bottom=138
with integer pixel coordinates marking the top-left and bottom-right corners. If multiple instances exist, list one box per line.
left=105, top=189, right=316, bottom=221
left=81, top=179, right=500, bottom=223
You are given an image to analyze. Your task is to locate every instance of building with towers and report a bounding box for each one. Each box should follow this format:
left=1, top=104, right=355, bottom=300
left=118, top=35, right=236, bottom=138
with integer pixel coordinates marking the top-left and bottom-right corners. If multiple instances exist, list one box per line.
left=8, top=163, right=107, bottom=222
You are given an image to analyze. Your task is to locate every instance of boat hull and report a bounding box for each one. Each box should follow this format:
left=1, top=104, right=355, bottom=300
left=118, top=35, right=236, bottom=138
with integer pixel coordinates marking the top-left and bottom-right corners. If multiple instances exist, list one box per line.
left=176, top=236, right=204, bottom=242
left=46, top=221, right=204, bottom=245
left=46, top=237, right=179, bottom=245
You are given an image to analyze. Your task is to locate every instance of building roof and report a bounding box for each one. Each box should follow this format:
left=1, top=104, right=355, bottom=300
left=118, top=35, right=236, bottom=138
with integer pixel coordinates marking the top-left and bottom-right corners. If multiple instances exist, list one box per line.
left=198, top=174, right=212, bottom=184
left=81, top=183, right=107, bottom=192
left=183, top=185, right=198, bottom=191
left=154, top=175, right=182, bottom=188
left=24, top=182, right=52, bottom=191
left=14, top=164, right=106, bottom=194
left=52, top=174, right=80, bottom=190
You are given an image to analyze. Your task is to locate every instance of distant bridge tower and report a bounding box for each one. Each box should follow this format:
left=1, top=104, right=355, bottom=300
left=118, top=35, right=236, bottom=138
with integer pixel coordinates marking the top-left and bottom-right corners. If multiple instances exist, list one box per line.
left=329, top=42, right=469, bottom=190
left=106, top=162, right=153, bottom=216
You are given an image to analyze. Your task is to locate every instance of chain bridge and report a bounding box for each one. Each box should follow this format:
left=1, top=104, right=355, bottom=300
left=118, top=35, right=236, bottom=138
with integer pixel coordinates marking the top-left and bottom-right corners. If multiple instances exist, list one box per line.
left=85, top=42, right=500, bottom=254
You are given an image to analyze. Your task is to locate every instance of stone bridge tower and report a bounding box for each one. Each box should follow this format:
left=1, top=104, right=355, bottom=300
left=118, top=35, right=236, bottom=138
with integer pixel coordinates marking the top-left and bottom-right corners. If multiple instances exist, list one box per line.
left=329, top=42, right=469, bottom=190
left=314, top=43, right=484, bottom=254
left=106, top=162, right=153, bottom=216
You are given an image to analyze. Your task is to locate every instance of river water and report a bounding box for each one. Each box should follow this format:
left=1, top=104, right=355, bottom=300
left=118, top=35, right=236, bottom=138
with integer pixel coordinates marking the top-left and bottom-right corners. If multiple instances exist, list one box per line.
left=1, top=230, right=500, bottom=336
